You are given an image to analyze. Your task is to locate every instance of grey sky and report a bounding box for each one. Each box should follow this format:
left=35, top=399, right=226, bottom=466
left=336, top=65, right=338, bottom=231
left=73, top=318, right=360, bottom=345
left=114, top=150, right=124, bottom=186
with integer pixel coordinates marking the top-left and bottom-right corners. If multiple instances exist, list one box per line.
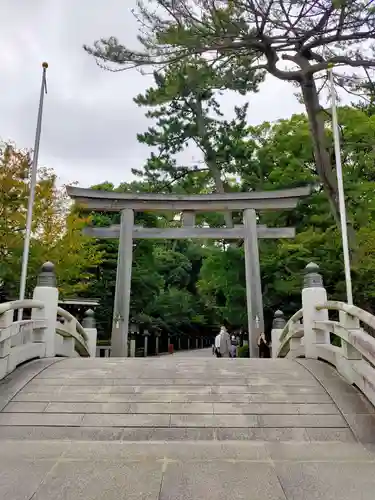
left=0, top=0, right=307, bottom=188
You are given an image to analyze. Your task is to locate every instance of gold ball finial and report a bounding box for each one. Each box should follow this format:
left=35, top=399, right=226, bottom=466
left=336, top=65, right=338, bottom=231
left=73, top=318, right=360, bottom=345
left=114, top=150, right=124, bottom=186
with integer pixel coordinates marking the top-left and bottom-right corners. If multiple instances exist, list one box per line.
left=42, top=62, right=48, bottom=69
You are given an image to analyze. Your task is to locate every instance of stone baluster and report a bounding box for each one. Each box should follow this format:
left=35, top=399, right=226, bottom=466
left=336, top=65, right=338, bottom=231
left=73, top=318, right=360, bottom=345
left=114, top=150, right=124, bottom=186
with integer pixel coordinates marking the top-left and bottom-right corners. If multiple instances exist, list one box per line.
left=143, top=329, right=150, bottom=357
left=178, top=335, right=181, bottom=351
left=271, top=310, right=286, bottom=358
left=339, top=310, right=362, bottom=356
left=154, top=329, right=161, bottom=356
left=302, top=262, right=329, bottom=359
left=129, top=323, right=138, bottom=358
left=31, top=262, right=58, bottom=357
left=0, top=309, right=13, bottom=379
left=196, top=337, right=199, bottom=349
left=335, top=309, right=362, bottom=383
left=82, top=309, right=97, bottom=357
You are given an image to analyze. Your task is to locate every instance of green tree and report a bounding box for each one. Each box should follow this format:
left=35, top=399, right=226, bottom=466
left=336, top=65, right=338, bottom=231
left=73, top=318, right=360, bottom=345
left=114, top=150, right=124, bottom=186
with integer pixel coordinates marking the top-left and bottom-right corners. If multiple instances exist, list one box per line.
left=85, top=0, right=375, bottom=245
left=246, top=107, right=375, bottom=314
left=198, top=245, right=247, bottom=327
left=133, top=59, right=261, bottom=227
left=80, top=107, right=375, bottom=339
left=80, top=181, right=215, bottom=341
left=0, top=142, right=102, bottom=300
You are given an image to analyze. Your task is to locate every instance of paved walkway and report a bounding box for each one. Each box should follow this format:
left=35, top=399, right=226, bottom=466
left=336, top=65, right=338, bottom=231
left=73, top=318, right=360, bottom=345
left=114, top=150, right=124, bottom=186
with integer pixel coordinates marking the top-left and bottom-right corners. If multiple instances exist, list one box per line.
left=0, top=355, right=375, bottom=499
left=173, top=347, right=213, bottom=357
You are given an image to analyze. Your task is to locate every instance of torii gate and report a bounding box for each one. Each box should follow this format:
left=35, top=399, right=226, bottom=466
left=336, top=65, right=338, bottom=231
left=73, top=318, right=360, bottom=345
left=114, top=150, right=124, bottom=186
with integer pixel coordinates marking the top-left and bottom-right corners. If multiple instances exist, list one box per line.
left=67, top=186, right=310, bottom=358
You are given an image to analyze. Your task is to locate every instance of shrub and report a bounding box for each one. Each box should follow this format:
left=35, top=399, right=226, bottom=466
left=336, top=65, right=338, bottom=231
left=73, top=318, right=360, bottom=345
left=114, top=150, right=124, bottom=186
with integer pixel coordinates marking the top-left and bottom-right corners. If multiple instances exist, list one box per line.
left=237, top=345, right=249, bottom=358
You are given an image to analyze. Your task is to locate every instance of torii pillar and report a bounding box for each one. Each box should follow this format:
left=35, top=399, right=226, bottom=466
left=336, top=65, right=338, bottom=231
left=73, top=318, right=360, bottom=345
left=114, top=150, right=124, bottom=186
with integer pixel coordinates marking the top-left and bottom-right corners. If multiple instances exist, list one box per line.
left=111, top=209, right=133, bottom=357
left=243, top=209, right=263, bottom=358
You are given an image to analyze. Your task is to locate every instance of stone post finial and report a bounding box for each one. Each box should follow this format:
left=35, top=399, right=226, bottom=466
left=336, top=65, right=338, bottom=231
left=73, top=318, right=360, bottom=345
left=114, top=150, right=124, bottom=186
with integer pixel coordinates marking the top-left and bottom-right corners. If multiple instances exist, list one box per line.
left=82, top=309, right=96, bottom=328
left=129, top=323, right=138, bottom=339
left=37, top=261, right=56, bottom=287
left=302, top=262, right=329, bottom=358
left=273, top=310, right=286, bottom=329
left=303, top=262, right=323, bottom=288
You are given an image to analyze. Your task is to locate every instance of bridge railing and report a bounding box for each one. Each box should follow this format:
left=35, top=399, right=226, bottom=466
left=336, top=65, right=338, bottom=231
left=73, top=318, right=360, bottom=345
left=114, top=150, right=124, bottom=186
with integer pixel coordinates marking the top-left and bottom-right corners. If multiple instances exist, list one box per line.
left=273, top=263, right=375, bottom=407
left=0, top=299, right=47, bottom=378
left=274, top=309, right=304, bottom=358
left=56, top=307, right=90, bottom=357
left=0, top=262, right=97, bottom=381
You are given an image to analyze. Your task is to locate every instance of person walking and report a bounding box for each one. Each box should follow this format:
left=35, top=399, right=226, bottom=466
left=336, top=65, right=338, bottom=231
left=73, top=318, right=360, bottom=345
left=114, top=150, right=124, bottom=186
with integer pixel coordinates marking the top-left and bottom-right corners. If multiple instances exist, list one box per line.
left=218, top=325, right=231, bottom=358
left=257, top=332, right=270, bottom=358
left=230, top=335, right=237, bottom=358
left=214, top=331, right=222, bottom=357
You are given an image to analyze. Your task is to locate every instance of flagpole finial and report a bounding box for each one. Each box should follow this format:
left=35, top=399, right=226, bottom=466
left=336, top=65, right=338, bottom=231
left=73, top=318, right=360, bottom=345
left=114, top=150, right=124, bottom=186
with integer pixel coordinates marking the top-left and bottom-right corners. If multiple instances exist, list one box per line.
left=42, top=62, right=48, bottom=69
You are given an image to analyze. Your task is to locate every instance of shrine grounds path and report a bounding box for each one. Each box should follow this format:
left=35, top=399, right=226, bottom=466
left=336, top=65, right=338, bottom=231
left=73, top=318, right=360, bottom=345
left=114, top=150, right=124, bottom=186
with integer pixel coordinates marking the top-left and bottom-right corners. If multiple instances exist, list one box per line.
left=1, top=350, right=375, bottom=499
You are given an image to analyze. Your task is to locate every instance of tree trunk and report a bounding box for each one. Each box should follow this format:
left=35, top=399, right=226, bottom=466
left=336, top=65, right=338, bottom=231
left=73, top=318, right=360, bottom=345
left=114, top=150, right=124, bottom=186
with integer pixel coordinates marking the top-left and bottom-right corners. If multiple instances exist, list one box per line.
left=193, top=99, right=233, bottom=228
left=206, top=157, right=234, bottom=229
left=300, top=76, right=357, bottom=252
left=301, top=77, right=340, bottom=224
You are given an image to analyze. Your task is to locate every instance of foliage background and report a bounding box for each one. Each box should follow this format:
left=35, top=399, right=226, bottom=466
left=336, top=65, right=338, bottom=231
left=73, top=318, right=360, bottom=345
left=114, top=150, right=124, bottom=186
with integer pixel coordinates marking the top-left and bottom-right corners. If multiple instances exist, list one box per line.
left=3, top=103, right=375, bottom=344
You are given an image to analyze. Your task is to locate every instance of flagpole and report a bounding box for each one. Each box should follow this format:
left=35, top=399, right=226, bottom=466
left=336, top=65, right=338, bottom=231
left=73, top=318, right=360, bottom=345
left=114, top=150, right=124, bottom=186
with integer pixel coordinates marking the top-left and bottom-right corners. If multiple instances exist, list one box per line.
left=18, top=62, right=48, bottom=320
left=329, top=67, right=353, bottom=305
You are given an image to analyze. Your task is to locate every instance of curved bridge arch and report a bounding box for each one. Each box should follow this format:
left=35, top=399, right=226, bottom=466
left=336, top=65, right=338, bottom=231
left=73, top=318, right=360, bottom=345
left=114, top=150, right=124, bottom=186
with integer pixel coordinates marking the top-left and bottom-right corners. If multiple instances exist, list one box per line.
left=0, top=353, right=374, bottom=498
left=0, top=354, right=373, bottom=442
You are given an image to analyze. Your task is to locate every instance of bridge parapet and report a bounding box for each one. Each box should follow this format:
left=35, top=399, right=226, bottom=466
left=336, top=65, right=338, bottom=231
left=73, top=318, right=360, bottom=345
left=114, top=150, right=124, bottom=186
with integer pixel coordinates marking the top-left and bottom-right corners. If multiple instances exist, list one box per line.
left=274, top=262, right=375, bottom=408
left=0, top=262, right=95, bottom=381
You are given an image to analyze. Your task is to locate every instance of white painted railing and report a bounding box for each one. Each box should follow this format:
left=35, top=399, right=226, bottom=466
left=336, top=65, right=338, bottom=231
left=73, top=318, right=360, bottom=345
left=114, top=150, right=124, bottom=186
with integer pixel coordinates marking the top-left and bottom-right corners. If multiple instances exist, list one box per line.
left=0, top=298, right=93, bottom=381
left=273, top=263, right=375, bottom=408
left=56, top=307, right=90, bottom=357
left=0, top=300, right=47, bottom=379
left=314, top=301, right=375, bottom=406
left=276, top=309, right=304, bottom=358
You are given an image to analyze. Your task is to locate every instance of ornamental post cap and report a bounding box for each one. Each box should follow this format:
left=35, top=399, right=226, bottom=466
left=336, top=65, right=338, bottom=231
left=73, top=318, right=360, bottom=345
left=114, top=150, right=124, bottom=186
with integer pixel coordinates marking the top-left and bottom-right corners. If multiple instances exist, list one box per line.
left=37, top=261, right=56, bottom=287
left=304, top=262, right=323, bottom=288
left=82, top=309, right=96, bottom=328
left=41, top=261, right=54, bottom=272
left=305, top=262, right=319, bottom=273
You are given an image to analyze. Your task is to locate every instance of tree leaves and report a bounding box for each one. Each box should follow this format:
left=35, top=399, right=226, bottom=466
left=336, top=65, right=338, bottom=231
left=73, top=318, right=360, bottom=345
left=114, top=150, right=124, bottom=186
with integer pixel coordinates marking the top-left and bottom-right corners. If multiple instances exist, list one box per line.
left=0, top=142, right=103, bottom=301
left=85, top=0, right=375, bottom=244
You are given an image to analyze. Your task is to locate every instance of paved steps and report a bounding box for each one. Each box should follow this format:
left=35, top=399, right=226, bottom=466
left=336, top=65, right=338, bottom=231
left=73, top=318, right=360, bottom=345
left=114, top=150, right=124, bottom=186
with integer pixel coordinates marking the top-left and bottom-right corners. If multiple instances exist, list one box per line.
left=1, top=353, right=375, bottom=498
left=0, top=354, right=354, bottom=442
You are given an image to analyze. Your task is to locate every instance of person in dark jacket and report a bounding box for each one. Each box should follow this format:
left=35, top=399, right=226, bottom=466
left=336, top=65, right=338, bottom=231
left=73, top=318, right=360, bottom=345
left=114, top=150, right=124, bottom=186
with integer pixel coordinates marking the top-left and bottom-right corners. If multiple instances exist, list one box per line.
left=257, top=332, right=270, bottom=358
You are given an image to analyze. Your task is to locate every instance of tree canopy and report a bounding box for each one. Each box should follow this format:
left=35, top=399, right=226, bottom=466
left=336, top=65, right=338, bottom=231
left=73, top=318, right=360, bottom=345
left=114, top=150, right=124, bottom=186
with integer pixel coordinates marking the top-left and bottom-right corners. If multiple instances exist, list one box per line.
left=77, top=103, right=375, bottom=341
left=85, top=0, right=375, bottom=248
left=0, top=142, right=102, bottom=301
left=3, top=4, right=375, bottom=346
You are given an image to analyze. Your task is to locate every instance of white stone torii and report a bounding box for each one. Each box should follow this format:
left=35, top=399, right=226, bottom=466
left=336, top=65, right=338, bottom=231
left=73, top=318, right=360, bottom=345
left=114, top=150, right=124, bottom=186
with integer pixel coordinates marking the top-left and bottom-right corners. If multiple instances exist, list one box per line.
left=67, top=186, right=310, bottom=358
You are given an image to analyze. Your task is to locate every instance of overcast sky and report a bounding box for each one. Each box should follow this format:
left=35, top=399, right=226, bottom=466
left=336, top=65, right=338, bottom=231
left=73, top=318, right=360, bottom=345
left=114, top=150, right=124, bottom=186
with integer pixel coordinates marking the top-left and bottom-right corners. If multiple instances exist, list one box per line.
left=0, top=0, right=309, bottom=188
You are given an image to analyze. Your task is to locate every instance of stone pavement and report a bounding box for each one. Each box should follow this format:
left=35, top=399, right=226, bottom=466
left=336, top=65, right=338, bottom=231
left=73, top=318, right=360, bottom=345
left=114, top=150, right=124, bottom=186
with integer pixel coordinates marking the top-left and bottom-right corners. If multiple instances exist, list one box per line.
left=174, top=347, right=214, bottom=356
left=0, top=354, right=375, bottom=499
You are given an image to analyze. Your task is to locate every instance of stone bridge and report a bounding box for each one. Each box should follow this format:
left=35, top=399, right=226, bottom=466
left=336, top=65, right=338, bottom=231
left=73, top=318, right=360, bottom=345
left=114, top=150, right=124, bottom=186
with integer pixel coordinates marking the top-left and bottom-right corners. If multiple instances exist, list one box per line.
left=1, top=262, right=375, bottom=498
left=1, top=351, right=375, bottom=499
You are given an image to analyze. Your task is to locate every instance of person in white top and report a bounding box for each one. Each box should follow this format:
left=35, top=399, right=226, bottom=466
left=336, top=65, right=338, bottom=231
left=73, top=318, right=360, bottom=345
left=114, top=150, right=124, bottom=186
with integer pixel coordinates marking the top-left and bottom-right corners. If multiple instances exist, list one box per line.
left=214, top=326, right=231, bottom=358
left=214, top=332, right=222, bottom=357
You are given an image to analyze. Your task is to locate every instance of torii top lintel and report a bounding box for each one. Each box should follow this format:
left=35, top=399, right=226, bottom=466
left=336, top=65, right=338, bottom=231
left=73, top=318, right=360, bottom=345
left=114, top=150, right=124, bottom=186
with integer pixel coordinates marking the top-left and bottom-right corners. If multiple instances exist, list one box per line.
left=66, top=186, right=311, bottom=212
